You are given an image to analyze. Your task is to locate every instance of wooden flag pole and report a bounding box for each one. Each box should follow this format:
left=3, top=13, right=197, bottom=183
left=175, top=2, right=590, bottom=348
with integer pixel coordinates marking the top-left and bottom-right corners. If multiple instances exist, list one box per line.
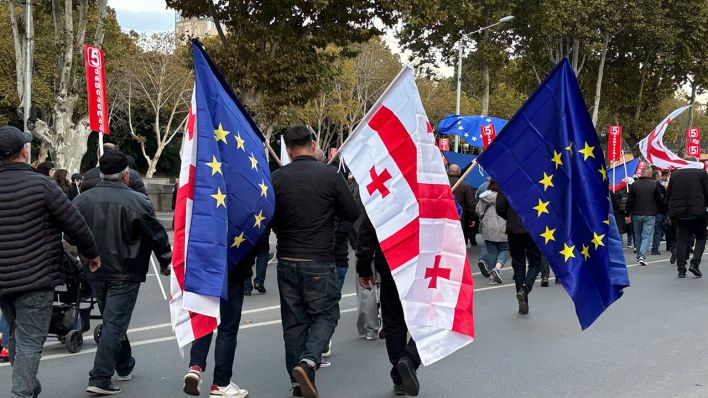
left=266, top=141, right=283, bottom=167
left=451, top=160, right=478, bottom=192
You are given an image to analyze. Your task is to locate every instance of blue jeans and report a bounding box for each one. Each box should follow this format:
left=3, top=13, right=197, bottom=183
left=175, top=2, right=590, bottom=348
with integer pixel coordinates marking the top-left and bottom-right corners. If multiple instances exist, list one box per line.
left=277, top=260, right=340, bottom=382
left=0, top=313, right=9, bottom=345
left=632, top=215, right=656, bottom=260
left=189, top=277, right=245, bottom=387
left=0, top=289, right=53, bottom=398
left=336, top=263, right=348, bottom=292
left=88, top=281, right=140, bottom=388
left=652, top=214, right=665, bottom=253
left=482, top=241, right=510, bottom=269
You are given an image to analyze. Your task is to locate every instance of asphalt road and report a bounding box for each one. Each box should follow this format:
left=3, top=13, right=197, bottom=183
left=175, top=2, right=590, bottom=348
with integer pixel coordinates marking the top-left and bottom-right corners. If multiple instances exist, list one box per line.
left=1, top=244, right=707, bottom=398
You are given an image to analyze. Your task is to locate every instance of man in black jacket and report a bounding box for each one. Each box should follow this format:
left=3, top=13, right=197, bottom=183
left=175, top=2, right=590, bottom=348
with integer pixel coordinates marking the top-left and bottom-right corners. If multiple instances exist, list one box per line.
left=651, top=170, right=668, bottom=255
left=496, top=192, right=542, bottom=315
left=0, top=126, right=100, bottom=398
left=81, top=143, right=147, bottom=195
left=357, top=213, right=421, bottom=396
left=271, top=126, right=359, bottom=398
left=448, top=164, right=478, bottom=248
left=72, top=150, right=171, bottom=395
left=666, top=162, right=708, bottom=278
left=625, top=167, right=664, bottom=266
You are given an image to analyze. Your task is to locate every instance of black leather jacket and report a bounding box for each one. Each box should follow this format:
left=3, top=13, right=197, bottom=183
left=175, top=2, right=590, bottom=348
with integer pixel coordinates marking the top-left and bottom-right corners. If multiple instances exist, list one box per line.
left=72, top=180, right=171, bottom=282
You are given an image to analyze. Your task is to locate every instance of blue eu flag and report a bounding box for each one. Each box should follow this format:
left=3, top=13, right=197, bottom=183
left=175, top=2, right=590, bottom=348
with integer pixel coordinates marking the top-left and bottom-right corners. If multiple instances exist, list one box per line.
left=477, top=59, right=629, bottom=329
left=437, top=115, right=507, bottom=147
left=185, top=40, right=275, bottom=299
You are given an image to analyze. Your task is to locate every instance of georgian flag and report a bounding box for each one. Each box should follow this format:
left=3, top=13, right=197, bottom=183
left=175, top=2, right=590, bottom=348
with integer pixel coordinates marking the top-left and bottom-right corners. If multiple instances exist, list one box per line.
left=340, top=66, right=475, bottom=365
left=639, top=106, right=703, bottom=170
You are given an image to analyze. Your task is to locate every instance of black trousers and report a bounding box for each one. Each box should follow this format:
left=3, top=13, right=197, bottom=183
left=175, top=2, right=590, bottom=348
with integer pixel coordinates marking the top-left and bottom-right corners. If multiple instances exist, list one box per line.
left=375, top=258, right=421, bottom=385
left=675, top=217, right=707, bottom=272
left=508, top=233, right=542, bottom=293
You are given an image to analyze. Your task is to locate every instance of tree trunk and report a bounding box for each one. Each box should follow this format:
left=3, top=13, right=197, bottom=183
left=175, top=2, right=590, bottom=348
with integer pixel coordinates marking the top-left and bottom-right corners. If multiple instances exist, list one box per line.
left=686, top=79, right=697, bottom=128
left=633, top=58, right=650, bottom=123
left=51, top=115, right=91, bottom=173
left=37, top=142, right=49, bottom=163
left=571, top=38, right=580, bottom=75
left=591, top=32, right=609, bottom=128
left=481, top=61, right=490, bottom=116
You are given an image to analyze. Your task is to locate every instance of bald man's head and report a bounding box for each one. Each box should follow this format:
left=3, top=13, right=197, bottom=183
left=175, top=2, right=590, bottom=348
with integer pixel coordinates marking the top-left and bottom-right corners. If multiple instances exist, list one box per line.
left=641, top=167, right=653, bottom=178
left=314, top=148, right=325, bottom=163
left=448, top=164, right=461, bottom=177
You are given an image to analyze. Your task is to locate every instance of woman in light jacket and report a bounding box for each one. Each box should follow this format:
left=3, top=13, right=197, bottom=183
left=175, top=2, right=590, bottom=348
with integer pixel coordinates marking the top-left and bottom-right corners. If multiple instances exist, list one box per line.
left=476, top=180, right=509, bottom=284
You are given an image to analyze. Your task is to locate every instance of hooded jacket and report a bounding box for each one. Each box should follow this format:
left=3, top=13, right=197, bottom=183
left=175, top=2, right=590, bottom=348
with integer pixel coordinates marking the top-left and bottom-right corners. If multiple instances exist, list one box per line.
left=476, top=190, right=507, bottom=242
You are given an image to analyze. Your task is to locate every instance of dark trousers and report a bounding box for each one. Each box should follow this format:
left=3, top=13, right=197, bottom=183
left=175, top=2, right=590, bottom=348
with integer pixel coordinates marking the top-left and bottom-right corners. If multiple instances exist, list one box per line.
left=540, top=256, right=550, bottom=278
left=277, top=260, right=340, bottom=383
left=189, top=278, right=245, bottom=387
left=508, top=233, right=542, bottom=293
left=652, top=214, right=665, bottom=253
left=376, top=260, right=421, bottom=386
left=245, top=232, right=271, bottom=289
left=0, top=289, right=53, bottom=398
left=675, top=217, right=707, bottom=271
left=88, top=281, right=140, bottom=387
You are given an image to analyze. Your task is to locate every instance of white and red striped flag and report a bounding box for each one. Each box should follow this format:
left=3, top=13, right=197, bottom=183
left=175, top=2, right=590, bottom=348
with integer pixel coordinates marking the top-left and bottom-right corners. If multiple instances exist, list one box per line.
left=639, top=106, right=703, bottom=170
left=169, top=88, right=219, bottom=348
left=339, top=66, right=475, bottom=365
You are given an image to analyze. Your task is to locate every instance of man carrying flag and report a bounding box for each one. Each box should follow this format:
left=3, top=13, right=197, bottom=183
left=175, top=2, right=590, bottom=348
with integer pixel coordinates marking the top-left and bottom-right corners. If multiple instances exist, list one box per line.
left=171, top=40, right=275, bottom=398
left=477, top=59, right=629, bottom=329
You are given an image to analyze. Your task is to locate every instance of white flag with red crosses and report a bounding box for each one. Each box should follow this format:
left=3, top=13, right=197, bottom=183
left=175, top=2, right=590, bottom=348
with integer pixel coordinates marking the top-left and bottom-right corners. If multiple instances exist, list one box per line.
left=340, top=65, right=475, bottom=365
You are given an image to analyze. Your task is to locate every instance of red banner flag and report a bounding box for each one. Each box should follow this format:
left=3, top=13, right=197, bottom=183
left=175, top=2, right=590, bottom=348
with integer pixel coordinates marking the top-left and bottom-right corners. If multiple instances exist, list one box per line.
left=481, top=125, right=496, bottom=149
left=607, top=125, right=622, bottom=161
left=438, top=137, right=450, bottom=151
left=686, top=128, right=701, bottom=158
left=84, top=45, right=109, bottom=135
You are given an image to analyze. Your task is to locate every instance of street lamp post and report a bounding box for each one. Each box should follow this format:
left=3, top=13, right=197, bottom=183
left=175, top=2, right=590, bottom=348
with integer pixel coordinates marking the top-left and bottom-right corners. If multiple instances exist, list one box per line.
left=454, top=15, right=514, bottom=152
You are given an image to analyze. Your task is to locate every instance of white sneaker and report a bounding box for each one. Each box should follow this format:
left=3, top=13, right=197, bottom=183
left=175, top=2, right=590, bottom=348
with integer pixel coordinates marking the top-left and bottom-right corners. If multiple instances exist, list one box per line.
left=116, top=373, right=132, bottom=381
left=209, top=382, right=249, bottom=398
left=319, top=356, right=331, bottom=368
left=183, top=366, right=202, bottom=396
left=322, top=341, right=331, bottom=358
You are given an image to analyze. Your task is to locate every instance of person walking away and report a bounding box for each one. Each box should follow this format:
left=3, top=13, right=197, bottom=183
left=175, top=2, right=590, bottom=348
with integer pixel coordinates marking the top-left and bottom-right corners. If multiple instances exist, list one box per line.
left=52, top=169, right=72, bottom=195
left=182, top=249, right=258, bottom=398
left=0, top=126, right=100, bottom=398
left=475, top=180, right=509, bottom=285
left=448, top=164, right=478, bottom=251
left=69, top=173, right=82, bottom=200
left=496, top=191, right=542, bottom=315
left=244, top=230, right=272, bottom=296
left=357, top=213, right=422, bottom=396
left=651, top=170, right=668, bottom=255
left=82, top=143, right=146, bottom=195
left=624, top=167, right=664, bottom=266
left=72, top=150, right=171, bottom=395
left=666, top=159, right=708, bottom=278
left=271, top=126, right=359, bottom=398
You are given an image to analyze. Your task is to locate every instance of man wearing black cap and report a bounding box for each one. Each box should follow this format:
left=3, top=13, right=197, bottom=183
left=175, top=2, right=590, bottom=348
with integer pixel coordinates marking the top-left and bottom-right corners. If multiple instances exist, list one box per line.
left=0, top=126, right=101, bottom=398
left=72, top=150, right=172, bottom=395
left=271, top=125, right=358, bottom=398
left=81, top=143, right=147, bottom=195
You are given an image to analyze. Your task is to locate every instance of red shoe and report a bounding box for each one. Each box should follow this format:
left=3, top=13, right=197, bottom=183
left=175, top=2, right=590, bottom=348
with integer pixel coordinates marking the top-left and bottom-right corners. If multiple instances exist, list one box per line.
left=0, top=347, right=9, bottom=363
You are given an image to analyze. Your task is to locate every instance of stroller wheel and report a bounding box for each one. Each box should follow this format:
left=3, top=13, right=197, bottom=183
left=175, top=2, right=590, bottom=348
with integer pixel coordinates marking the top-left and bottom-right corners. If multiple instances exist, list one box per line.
left=94, top=324, right=102, bottom=344
left=65, top=330, right=83, bottom=353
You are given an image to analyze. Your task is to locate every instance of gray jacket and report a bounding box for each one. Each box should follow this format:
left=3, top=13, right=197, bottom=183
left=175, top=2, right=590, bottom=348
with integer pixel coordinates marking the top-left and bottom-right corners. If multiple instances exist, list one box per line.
left=476, top=190, right=507, bottom=242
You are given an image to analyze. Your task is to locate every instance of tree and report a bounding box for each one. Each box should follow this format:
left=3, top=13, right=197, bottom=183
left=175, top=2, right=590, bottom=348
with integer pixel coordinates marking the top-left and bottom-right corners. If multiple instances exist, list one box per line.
left=114, top=32, right=192, bottom=178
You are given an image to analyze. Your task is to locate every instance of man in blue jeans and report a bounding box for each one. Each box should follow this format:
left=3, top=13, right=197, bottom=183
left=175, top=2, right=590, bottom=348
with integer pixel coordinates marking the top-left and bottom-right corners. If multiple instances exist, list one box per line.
left=625, top=167, right=664, bottom=266
left=271, top=126, right=358, bottom=398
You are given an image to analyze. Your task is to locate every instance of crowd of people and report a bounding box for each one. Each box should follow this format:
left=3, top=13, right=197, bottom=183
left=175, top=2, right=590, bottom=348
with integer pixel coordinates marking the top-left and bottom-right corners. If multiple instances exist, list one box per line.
left=0, top=123, right=707, bottom=398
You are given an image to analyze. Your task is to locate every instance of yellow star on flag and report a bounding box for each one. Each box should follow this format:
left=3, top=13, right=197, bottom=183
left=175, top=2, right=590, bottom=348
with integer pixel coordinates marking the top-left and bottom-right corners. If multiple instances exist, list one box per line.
left=205, top=155, right=222, bottom=176
left=539, top=172, right=554, bottom=191
left=249, top=153, right=258, bottom=170
left=581, top=244, right=591, bottom=260
left=214, top=123, right=229, bottom=143
left=211, top=187, right=226, bottom=208
left=565, top=141, right=573, bottom=154
left=258, top=180, right=268, bottom=197
left=591, top=231, right=606, bottom=249
left=578, top=142, right=595, bottom=160
left=603, top=219, right=610, bottom=225
left=540, top=226, right=556, bottom=244
left=559, top=243, right=576, bottom=262
left=235, top=132, right=245, bottom=151
left=231, top=232, right=246, bottom=248
left=599, top=165, right=607, bottom=181
left=533, top=199, right=550, bottom=217
left=551, top=150, right=563, bottom=169
left=253, top=210, right=265, bottom=228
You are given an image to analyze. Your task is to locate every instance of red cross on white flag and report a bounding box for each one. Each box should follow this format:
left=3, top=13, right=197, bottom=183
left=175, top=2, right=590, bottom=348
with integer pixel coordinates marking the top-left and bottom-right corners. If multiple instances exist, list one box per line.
left=339, top=65, right=475, bottom=365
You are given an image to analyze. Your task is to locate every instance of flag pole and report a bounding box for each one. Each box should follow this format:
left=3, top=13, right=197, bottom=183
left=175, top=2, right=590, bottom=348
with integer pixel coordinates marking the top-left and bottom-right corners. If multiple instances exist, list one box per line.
left=621, top=149, right=630, bottom=193
left=328, top=65, right=415, bottom=165
left=266, top=141, right=283, bottom=167
left=150, top=256, right=167, bottom=300
left=451, top=160, right=478, bottom=192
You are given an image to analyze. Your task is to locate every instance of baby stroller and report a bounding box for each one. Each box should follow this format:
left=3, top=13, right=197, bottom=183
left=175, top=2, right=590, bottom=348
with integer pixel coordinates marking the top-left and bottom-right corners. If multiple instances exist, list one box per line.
left=49, top=252, right=100, bottom=353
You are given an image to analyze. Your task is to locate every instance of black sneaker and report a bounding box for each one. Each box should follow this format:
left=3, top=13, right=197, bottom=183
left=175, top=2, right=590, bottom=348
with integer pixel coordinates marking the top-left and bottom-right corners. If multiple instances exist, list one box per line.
left=477, top=260, right=490, bottom=278
left=638, top=257, right=647, bottom=266
left=245, top=288, right=252, bottom=296
left=86, top=384, right=121, bottom=395
left=393, top=384, right=406, bottom=396
left=254, top=282, right=266, bottom=294
left=678, top=272, right=686, bottom=278
left=291, top=386, right=303, bottom=398
left=516, top=286, right=529, bottom=315
left=670, top=252, right=676, bottom=264
left=541, top=276, right=549, bottom=287
left=688, top=265, right=702, bottom=278
left=291, top=362, right=317, bottom=398
left=396, top=356, right=420, bottom=396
